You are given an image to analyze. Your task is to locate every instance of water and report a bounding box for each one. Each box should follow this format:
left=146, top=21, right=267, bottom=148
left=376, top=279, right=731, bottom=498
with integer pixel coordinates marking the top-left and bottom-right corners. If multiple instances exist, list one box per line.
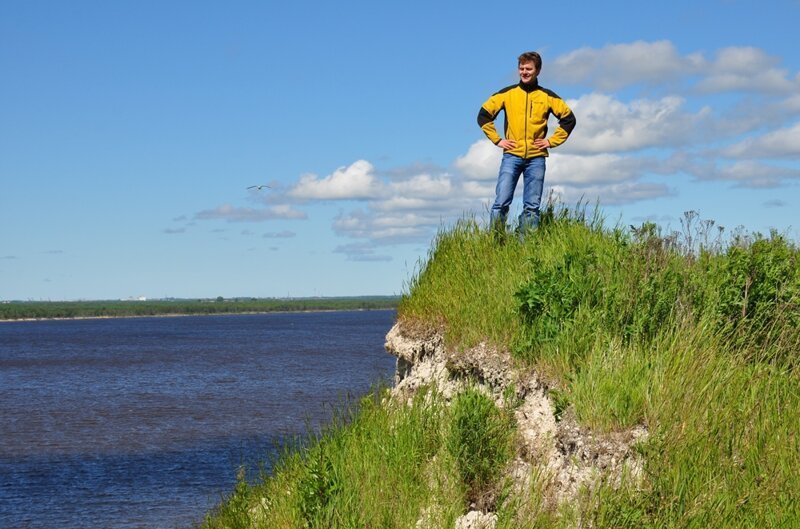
left=0, top=310, right=397, bottom=528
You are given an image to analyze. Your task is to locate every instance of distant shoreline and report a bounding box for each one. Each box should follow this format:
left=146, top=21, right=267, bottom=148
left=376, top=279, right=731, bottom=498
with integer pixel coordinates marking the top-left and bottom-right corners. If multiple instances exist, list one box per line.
left=0, top=297, right=401, bottom=322
left=0, top=307, right=397, bottom=323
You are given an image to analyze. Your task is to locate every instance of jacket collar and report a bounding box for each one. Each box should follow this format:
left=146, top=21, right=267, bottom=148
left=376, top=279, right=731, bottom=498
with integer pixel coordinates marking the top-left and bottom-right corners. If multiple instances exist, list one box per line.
left=519, top=79, right=539, bottom=92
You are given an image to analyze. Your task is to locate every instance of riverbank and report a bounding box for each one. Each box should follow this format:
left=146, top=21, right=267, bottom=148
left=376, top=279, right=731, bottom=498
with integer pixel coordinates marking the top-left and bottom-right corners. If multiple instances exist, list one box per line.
left=0, top=296, right=399, bottom=321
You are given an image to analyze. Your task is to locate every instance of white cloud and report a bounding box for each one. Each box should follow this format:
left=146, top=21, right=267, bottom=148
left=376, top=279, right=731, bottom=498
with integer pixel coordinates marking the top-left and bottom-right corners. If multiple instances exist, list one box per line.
left=690, top=160, right=800, bottom=188
left=548, top=153, right=653, bottom=185
left=549, top=41, right=798, bottom=96
left=373, top=212, right=438, bottom=229
left=462, top=180, right=495, bottom=198
left=720, top=122, right=800, bottom=159
left=288, top=160, right=382, bottom=200
left=372, top=197, right=432, bottom=211
left=549, top=181, right=673, bottom=206
left=332, top=209, right=435, bottom=243
left=549, top=40, right=699, bottom=91
left=388, top=173, right=453, bottom=197
left=565, top=93, right=709, bottom=153
left=783, top=93, right=800, bottom=113
left=696, top=47, right=797, bottom=94
left=454, top=139, right=502, bottom=180
left=195, top=204, right=307, bottom=222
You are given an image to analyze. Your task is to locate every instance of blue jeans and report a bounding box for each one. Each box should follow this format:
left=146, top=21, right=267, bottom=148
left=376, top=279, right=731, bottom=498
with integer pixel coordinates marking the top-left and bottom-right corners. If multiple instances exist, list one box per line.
left=490, top=153, right=546, bottom=231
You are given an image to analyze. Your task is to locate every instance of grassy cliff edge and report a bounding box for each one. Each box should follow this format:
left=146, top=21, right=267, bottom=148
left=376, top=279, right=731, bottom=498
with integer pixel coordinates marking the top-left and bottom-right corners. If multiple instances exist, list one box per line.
left=203, top=205, right=800, bottom=528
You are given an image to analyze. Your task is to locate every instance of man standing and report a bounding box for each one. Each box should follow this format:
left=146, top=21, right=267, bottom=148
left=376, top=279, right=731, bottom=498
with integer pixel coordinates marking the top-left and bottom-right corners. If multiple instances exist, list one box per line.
left=478, top=51, right=576, bottom=234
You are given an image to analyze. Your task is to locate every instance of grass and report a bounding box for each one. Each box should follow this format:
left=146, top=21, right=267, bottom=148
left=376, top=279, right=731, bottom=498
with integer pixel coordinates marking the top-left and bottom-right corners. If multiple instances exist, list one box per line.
left=202, top=387, right=476, bottom=528
left=400, top=203, right=800, bottom=527
left=203, top=203, right=800, bottom=528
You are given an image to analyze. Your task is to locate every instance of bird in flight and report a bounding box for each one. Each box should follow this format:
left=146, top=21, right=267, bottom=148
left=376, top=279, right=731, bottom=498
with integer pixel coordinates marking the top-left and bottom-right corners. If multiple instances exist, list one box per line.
left=247, top=184, right=272, bottom=191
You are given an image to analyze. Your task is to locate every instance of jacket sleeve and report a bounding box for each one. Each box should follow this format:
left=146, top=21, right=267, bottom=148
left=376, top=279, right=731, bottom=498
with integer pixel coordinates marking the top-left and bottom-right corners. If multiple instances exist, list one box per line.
left=547, top=96, right=576, bottom=148
left=477, top=92, right=504, bottom=145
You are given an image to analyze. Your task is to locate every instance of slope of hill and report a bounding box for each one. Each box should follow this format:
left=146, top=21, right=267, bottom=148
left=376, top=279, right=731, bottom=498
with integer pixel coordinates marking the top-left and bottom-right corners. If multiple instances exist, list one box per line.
left=203, top=205, right=800, bottom=528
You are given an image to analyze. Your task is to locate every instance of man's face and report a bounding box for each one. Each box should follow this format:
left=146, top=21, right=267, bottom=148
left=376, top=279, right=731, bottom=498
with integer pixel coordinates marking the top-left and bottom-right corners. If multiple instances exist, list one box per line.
left=518, top=61, right=538, bottom=83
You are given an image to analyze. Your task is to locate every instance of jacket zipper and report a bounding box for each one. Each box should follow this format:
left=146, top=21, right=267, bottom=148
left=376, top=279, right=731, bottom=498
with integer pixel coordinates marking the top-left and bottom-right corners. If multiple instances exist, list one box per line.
left=524, top=91, right=530, bottom=158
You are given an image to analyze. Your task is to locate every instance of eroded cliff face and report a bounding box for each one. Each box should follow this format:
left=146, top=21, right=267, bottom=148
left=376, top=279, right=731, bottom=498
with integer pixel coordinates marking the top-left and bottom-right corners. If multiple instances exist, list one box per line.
left=385, top=322, right=648, bottom=527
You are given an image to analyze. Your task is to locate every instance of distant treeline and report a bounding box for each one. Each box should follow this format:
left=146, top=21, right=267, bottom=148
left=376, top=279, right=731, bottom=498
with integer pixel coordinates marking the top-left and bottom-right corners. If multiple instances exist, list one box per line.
left=0, top=296, right=400, bottom=320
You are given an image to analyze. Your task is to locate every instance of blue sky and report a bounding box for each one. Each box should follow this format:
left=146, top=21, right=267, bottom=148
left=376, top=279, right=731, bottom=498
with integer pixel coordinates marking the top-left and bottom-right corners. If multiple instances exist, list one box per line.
left=2, top=0, right=800, bottom=301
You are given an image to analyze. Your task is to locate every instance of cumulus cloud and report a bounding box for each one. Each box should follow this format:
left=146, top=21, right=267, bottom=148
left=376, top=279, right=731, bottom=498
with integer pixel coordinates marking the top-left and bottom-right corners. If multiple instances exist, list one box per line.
left=195, top=204, right=307, bottom=222
left=689, top=159, right=800, bottom=188
left=454, top=140, right=502, bottom=180
left=288, top=160, right=382, bottom=200
left=549, top=40, right=701, bottom=91
left=332, top=209, right=436, bottom=243
left=564, top=94, right=710, bottom=153
left=548, top=153, right=656, bottom=185
left=462, top=180, right=495, bottom=199
left=720, top=121, right=800, bottom=159
left=783, top=94, right=800, bottom=113
left=548, top=41, right=799, bottom=96
left=549, top=181, right=673, bottom=206
left=696, top=47, right=798, bottom=94
left=388, top=173, right=453, bottom=197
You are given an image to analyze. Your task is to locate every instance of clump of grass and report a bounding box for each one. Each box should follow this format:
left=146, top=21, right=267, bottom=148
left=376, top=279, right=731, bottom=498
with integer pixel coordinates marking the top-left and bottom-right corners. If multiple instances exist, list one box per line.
left=446, top=387, right=515, bottom=507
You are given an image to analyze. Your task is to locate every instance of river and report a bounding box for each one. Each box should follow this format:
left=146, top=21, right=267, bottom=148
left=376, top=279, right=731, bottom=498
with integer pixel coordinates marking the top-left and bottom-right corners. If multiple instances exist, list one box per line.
left=0, top=310, right=397, bottom=528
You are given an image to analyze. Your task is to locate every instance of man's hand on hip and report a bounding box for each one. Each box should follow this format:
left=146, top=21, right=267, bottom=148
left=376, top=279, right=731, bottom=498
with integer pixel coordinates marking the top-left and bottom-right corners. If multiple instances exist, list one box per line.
left=498, top=139, right=517, bottom=150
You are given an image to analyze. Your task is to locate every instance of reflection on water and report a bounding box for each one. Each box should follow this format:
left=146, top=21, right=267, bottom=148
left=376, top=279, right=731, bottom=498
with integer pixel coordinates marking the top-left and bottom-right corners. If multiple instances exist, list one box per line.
left=0, top=310, right=396, bottom=528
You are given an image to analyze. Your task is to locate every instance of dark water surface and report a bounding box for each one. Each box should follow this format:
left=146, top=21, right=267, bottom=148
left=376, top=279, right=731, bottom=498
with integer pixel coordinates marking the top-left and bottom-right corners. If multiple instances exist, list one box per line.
left=0, top=310, right=397, bottom=528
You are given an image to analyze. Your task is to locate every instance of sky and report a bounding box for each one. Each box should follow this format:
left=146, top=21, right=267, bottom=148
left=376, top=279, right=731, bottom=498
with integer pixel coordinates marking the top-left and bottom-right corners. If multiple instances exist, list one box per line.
left=2, top=0, right=800, bottom=301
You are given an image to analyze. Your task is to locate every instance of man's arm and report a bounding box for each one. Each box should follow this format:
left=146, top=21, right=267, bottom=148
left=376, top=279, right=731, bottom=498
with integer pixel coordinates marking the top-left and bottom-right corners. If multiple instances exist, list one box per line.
left=477, top=93, right=504, bottom=145
left=546, top=95, right=576, bottom=148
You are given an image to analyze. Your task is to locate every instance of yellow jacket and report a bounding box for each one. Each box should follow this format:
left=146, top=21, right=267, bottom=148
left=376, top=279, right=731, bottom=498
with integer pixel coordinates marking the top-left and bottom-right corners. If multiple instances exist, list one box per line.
left=478, top=80, right=576, bottom=158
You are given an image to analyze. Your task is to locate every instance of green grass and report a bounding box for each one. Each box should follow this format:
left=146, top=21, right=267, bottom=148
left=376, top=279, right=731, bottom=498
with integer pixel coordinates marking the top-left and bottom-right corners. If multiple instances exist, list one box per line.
left=203, top=204, right=800, bottom=527
left=446, top=387, right=515, bottom=506
left=202, top=387, right=476, bottom=528
left=399, top=204, right=800, bottom=527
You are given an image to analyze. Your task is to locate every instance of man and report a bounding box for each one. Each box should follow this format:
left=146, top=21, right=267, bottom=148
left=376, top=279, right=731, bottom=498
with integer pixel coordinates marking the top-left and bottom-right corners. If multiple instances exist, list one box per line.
left=478, top=51, right=576, bottom=234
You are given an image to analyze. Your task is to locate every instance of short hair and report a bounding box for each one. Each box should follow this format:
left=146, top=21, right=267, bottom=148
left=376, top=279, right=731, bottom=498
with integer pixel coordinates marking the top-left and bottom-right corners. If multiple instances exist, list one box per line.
left=518, top=51, right=542, bottom=72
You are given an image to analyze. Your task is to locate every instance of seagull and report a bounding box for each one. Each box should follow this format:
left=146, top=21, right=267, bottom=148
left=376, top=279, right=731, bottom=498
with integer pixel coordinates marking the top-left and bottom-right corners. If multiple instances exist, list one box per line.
left=247, top=184, right=272, bottom=191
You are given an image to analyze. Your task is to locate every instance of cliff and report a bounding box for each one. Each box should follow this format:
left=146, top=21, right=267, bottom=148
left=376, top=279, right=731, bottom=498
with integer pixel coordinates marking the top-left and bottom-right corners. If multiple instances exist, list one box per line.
left=385, top=322, right=647, bottom=528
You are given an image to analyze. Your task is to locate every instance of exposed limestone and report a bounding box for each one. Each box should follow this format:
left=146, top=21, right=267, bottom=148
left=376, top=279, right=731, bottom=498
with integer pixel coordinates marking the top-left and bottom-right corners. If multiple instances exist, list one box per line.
left=385, top=321, right=649, bottom=523
left=454, top=510, right=497, bottom=529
